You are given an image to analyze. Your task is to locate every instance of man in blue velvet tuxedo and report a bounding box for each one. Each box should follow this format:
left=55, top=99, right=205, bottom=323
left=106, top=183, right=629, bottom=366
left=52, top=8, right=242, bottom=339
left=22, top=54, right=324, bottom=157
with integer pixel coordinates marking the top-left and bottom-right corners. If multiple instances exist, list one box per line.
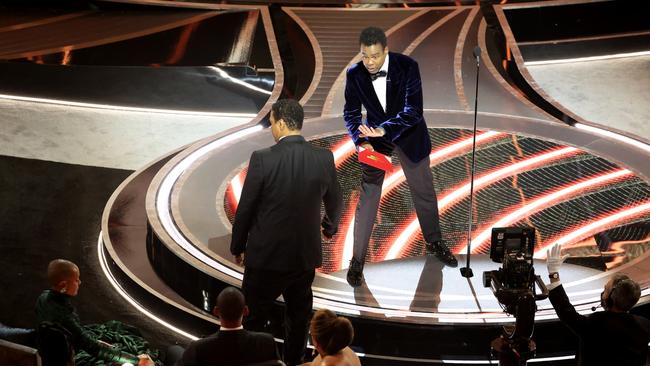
left=343, top=27, right=457, bottom=287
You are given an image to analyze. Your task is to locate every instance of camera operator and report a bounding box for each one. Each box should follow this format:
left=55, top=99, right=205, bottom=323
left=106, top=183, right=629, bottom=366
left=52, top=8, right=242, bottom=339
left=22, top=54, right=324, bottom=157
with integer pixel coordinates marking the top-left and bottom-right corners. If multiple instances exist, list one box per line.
left=546, top=244, right=650, bottom=366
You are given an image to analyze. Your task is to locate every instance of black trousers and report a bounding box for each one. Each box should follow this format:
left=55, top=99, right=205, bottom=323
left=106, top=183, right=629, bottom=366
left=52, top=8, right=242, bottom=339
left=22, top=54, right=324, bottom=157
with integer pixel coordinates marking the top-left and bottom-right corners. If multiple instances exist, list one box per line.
left=242, top=267, right=315, bottom=366
left=353, top=145, right=442, bottom=262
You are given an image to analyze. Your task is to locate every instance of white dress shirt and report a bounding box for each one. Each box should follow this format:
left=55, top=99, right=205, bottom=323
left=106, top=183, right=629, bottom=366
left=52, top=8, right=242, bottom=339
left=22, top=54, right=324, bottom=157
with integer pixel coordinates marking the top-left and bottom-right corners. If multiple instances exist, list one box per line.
left=371, top=55, right=389, bottom=113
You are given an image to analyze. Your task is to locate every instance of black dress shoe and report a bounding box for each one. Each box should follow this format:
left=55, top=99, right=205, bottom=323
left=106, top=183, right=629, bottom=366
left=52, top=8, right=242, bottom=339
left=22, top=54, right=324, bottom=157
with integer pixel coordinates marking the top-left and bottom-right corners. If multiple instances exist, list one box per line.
left=346, top=258, right=364, bottom=287
left=426, top=240, right=458, bottom=267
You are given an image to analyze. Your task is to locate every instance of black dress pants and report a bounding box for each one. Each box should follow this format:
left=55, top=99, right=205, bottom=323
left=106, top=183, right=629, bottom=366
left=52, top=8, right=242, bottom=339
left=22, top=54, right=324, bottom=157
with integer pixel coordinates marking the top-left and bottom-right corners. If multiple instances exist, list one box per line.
left=242, top=268, right=315, bottom=366
left=353, top=145, right=442, bottom=262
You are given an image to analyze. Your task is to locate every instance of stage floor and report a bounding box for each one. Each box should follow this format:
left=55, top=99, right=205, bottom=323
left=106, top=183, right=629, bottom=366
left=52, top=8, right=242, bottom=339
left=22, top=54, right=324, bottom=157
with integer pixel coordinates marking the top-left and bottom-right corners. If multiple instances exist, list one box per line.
left=144, top=111, right=650, bottom=325
left=311, top=255, right=606, bottom=324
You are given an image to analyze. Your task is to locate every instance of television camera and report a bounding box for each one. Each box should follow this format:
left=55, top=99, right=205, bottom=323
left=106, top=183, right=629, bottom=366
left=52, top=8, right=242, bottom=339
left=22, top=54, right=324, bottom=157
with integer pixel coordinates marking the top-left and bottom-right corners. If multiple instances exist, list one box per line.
left=482, top=227, right=549, bottom=366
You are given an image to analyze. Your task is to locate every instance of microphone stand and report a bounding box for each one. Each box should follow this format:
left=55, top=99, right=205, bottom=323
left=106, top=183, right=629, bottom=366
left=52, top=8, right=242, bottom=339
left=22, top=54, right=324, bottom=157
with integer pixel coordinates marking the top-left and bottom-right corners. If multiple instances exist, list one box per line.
left=460, top=46, right=482, bottom=279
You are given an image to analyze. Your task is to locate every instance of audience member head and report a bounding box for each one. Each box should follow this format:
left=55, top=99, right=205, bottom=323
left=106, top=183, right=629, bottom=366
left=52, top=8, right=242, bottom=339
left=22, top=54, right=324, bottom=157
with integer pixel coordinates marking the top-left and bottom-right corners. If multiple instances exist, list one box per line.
left=602, top=273, right=641, bottom=312
left=359, top=27, right=388, bottom=75
left=47, top=259, right=81, bottom=297
left=310, top=309, right=354, bottom=356
left=270, top=99, right=303, bottom=142
left=213, top=287, right=248, bottom=328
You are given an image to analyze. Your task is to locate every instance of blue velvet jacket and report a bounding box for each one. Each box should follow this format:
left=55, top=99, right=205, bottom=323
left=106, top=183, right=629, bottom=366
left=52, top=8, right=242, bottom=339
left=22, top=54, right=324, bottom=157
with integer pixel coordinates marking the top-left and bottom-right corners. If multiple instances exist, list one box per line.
left=343, top=52, right=431, bottom=163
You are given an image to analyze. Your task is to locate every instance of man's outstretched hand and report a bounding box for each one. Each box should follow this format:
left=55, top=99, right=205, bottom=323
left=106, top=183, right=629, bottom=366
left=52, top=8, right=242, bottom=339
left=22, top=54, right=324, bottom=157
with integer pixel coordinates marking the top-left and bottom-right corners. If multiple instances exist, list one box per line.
left=546, top=244, right=569, bottom=275
left=359, top=125, right=385, bottom=138
left=234, top=253, right=245, bottom=267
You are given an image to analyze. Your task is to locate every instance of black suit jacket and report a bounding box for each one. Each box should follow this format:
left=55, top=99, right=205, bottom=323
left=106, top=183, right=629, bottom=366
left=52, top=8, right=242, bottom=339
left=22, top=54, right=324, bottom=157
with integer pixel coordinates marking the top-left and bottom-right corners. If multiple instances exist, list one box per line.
left=343, top=52, right=431, bottom=163
left=549, top=284, right=650, bottom=366
left=230, top=135, right=343, bottom=271
left=176, top=329, right=279, bottom=366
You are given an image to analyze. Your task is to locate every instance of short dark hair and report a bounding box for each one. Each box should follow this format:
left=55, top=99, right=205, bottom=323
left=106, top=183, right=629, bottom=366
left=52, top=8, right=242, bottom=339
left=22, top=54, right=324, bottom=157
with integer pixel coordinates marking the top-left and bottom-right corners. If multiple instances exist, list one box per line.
left=271, top=99, right=303, bottom=130
left=47, top=259, right=78, bottom=288
left=359, top=27, right=387, bottom=48
left=216, top=287, right=246, bottom=322
left=610, top=274, right=641, bottom=311
left=310, top=309, right=354, bottom=356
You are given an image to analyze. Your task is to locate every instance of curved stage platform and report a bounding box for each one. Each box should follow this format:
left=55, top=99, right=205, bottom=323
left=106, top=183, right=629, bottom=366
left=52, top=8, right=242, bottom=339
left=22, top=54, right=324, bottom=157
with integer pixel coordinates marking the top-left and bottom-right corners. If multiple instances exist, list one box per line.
left=88, top=1, right=650, bottom=364
left=145, top=112, right=650, bottom=324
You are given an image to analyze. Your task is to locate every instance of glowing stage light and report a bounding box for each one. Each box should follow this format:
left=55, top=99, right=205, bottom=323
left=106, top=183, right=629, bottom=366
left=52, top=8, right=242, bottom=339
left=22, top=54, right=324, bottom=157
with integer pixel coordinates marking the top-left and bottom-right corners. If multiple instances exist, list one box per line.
left=536, top=201, right=650, bottom=258
left=0, top=93, right=258, bottom=117
left=384, top=146, right=580, bottom=260
left=381, top=131, right=504, bottom=194
left=209, top=66, right=273, bottom=95
left=524, top=50, right=650, bottom=66
left=331, top=139, right=356, bottom=168
left=228, top=171, right=246, bottom=211
left=457, top=168, right=633, bottom=254
left=340, top=210, right=356, bottom=267
left=575, top=123, right=650, bottom=154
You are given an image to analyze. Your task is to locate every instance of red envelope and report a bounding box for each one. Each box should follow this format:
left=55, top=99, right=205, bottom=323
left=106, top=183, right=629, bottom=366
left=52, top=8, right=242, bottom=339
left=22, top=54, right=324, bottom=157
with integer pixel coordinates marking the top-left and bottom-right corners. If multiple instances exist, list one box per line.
left=358, top=148, right=392, bottom=172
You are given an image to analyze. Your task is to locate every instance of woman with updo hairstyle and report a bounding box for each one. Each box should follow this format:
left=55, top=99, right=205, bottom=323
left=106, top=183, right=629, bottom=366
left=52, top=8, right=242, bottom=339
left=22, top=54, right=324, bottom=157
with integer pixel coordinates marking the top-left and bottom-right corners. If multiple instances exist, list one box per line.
left=305, top=309, right=361, bottom=366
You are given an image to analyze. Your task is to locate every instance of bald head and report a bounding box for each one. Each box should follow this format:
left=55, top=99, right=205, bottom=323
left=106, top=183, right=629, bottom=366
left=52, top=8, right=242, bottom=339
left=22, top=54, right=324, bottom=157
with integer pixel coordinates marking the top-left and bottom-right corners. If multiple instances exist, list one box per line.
left=47, top=259, right=78, bottom=288
left=216, top=287, right=246, bottom=322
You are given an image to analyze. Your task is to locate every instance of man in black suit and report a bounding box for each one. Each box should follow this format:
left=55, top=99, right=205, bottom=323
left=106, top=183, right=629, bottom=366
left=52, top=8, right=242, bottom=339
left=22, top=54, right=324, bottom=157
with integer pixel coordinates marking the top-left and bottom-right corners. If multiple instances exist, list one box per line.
left=546, top=244, right=650, bottom=366
left=173, top=287, right=279, bottom=366
left=230, top=99, right=343, bottom=365
left=343, top=27, right=457, bottom=287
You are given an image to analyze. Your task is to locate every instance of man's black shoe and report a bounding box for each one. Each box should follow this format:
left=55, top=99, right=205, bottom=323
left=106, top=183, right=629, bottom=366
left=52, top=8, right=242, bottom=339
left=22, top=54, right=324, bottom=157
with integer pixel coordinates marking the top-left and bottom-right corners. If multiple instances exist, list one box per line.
left=346, top=258, right=364, bottom=287
left=426, top=240, right=458, bottom=267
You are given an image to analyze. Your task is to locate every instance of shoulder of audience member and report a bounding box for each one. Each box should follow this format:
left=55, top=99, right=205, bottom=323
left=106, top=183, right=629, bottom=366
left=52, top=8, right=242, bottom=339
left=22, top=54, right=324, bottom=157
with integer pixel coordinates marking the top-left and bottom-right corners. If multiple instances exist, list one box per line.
left=41, top=289, right=68, bottom=303
left=633, top=313, right=650, bottom=330
left=187, top=332, right=220, bottom=348
left=253, top=147, right=273, bottom=157
left=37, top=290, right=72, bottom=313
left=246, top=329, right=275, bottom=341
left=591, top=310, right=650, bottom=326
left=320, top=354, right=351, bottom=366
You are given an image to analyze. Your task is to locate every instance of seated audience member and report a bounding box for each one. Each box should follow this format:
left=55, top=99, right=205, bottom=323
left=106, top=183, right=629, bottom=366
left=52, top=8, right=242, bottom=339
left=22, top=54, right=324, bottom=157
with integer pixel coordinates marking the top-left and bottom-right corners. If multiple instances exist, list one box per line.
left=36, top=259, right=153, bottom=366
left=546, top=244, right=650, bottom=366
left=172, top=286, right=279, bottom=366
left=303, top=310, right=360, bottom=366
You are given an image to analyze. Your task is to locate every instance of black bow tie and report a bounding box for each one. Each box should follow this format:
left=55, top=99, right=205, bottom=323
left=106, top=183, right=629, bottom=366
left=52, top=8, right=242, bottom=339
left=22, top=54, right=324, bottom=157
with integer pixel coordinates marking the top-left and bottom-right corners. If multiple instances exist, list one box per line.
left=370, top=70, right=387, bottom=81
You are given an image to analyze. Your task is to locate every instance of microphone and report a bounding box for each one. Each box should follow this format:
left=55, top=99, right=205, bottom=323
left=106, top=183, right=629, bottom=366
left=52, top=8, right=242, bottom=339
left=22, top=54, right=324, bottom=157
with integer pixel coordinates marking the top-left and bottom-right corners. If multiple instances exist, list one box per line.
left=473, top=46, right=482, bottom=59
left=591, top=304, right=602, bottom=311
left=460, top=45, right=483, bottom=279
left=473, top=46, right=482, bottom=66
